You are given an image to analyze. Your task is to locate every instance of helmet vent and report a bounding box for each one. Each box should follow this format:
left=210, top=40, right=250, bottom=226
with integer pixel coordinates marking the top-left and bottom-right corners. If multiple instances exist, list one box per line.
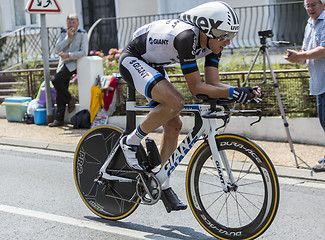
left=227, top=12, right=231, bottom=25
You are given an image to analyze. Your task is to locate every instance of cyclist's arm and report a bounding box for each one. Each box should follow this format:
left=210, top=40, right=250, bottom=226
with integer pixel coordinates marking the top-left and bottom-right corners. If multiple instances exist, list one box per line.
left=175, top=30, right=231, bottom=98
left=204, top=52, right=231, bottom=88
left=205, top=66, right=231, bottom=88
left=184, top=70, right=231, bottom=98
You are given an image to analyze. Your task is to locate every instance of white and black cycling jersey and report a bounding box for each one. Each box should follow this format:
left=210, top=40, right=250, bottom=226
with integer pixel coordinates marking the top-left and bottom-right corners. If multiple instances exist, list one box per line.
left=123, top=19, right=221, bottom=75
left=119, top=19, right=223, bottom=104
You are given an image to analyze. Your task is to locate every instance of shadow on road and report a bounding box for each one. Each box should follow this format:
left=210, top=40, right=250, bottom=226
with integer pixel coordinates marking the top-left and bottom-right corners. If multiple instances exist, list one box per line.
left=85, top=216, right=215, bottom=239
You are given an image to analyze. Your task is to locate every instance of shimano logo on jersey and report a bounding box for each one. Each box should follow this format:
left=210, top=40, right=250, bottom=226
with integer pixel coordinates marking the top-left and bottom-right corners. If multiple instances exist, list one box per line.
left=181, top=14, right=222, bottom=37
left=148, top=37, right=169, bottom=45
left=129, top=60, right=149, bottom=78
left=191, top=34, right=197, bottom=55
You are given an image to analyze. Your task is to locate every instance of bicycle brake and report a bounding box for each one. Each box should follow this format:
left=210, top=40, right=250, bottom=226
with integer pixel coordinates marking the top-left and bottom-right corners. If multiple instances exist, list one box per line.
left=215, top=115, right=229, bottom=131
left=250, top=109, right=262, bottom=126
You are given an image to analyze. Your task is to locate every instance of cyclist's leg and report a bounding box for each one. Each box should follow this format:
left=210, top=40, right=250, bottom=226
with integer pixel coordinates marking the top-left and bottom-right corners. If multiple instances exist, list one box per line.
left=159, top=115, right=182, bottom=190
left=159, top=115, right=182, bottom=165
left=140, top=81, right=184, bottom=133
left=147, top=70, right=186, bottom=211
left=119, top=54, right=186, bottom=211
left=119, top=55, right=184, bottom=168
left=159, top=115, right=187, bottom=212
left=119, top=53, right=184, bottom=134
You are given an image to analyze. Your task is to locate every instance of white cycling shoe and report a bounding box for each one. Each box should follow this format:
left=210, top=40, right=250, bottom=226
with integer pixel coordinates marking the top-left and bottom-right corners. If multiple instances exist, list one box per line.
left=119, top=136, right=144, bottom=171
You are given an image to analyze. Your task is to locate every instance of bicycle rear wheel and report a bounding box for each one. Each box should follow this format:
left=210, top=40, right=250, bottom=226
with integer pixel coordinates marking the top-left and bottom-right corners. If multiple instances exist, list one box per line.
left=186, top=134, right=279, bottom=239
left=74, top=125, right=140, bottom=220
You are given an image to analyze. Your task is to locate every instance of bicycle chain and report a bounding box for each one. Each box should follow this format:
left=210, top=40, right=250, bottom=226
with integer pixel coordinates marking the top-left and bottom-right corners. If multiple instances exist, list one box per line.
left=100, top=169, right=161, bottom=205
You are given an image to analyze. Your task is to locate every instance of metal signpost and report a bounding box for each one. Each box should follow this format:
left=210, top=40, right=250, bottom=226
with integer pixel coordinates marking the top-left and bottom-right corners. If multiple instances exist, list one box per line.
left=25, top=0, right=61, bottom=123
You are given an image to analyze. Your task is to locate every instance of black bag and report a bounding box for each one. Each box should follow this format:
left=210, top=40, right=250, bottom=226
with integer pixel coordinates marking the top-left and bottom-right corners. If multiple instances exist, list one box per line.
left=23, top=113, right=34, bottom=124
left=71, top=110, right=91, bottom=129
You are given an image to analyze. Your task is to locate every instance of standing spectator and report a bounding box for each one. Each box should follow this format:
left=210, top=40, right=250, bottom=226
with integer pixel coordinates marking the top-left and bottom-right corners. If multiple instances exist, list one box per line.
left=48, top=13, right=88, bottom=127
left=285, top=0, right=325, bottom=172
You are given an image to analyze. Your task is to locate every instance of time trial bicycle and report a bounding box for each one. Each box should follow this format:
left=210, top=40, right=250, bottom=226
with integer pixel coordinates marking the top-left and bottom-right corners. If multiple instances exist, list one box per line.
left=73, top=74, right=279, bottom=239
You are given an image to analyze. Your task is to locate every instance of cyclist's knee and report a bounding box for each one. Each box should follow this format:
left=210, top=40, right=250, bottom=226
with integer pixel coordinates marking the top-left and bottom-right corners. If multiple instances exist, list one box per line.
left=163, top=117, right=182, bottom=134
left=168, top=95, right=184, bottom=114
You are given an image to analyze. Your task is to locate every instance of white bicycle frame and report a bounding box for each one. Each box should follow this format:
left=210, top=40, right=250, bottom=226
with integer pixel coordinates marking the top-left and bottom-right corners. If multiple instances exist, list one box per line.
left=98, top=100, right=236, bottom=192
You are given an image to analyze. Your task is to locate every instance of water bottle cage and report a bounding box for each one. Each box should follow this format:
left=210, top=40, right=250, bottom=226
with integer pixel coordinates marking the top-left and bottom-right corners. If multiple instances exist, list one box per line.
left=141, top=137, right=162, bottom=171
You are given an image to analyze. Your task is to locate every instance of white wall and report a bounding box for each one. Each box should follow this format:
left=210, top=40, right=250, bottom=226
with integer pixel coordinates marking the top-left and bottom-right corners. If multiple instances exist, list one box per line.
left=229, top=0, right=269, bottom=8
left=0, top=2, right=3, bottom=33
left=0, top=0, right=16, bottom=33
left=0, top=0, right=283, bottom=36
left=105, top=115, right=325, bottom=146
left=43, top=0, right=85, bottom=29
left=0, top=104, right=323, bottom=146
left=44, top=0, right=75, bottom=28
left=0, top=0, right=83, bottom=35
left=76, top=56, right=104, bottom=111
left=115, top=0, right=159, bottom=18
left=157, top=0, right=268, bottom=14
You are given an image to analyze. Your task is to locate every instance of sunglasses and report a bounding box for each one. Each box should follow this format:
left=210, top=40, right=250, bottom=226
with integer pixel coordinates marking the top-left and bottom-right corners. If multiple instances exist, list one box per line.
left=212, top=30, right=238, bottom=41
left=215, top=34, right=230, bottom=41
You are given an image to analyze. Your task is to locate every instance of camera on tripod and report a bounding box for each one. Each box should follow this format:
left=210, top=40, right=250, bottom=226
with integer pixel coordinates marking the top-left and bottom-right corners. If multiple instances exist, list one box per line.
left=258, top=30, right=274, bottom=38
left=258, top=30, right=273, bottom=45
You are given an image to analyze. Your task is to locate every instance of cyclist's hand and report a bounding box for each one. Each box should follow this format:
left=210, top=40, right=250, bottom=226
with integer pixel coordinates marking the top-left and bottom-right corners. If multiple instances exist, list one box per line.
left=249, top=86, right=264, bottom=103
left=233, top=86, right=256, bottom=104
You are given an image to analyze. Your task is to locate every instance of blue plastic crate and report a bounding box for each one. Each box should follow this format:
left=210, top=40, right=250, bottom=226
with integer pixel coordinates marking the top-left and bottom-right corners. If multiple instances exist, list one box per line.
left=34, top=107, right=55, bottom=125
left=34, top=108, right=47, bottom=125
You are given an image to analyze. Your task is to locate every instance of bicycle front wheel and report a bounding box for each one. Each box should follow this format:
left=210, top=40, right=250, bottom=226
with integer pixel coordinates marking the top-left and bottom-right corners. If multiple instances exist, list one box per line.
left=74, top=125, right=140, bottom=220
left=186, top=134, right=279, bottom=240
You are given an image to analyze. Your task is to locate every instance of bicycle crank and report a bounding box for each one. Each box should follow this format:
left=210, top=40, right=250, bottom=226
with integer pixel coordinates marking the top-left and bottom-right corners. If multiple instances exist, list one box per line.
left=136, top=172, right=161, bottom=205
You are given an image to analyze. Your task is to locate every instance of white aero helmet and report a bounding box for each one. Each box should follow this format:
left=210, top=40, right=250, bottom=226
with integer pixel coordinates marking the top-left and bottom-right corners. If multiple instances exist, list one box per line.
left=179, top=1, right=239, bottom=40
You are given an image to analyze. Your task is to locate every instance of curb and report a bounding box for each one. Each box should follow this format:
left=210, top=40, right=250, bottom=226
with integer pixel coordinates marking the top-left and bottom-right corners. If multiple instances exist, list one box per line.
left=0, top=137, right=76, bottom=153
left=1, top=137, right=325, bottom=183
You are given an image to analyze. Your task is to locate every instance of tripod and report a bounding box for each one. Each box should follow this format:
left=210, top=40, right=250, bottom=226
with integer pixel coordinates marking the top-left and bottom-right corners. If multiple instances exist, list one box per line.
left=242, top=30, right=307, bottom=169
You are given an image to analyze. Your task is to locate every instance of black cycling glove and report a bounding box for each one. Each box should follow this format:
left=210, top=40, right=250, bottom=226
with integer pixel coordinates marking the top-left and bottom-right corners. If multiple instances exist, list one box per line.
left=232, top=86, right=256, bottom=104
left=249, top=86, right=264, bottom=103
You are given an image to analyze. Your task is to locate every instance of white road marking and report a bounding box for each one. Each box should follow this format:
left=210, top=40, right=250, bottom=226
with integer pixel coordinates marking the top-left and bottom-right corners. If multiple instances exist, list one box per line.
left=0, top=204, right=179, bottom=240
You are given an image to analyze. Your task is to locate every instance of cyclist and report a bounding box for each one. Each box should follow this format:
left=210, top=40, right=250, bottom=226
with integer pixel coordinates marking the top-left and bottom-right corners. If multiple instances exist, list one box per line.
left=118, top=1, right=263, bottom=212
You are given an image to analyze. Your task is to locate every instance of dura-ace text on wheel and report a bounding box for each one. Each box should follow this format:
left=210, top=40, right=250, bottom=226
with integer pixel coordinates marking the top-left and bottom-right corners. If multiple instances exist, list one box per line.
left=186, top=134, right=279, bottom=240
left=74, top=125, right=140, bottom=220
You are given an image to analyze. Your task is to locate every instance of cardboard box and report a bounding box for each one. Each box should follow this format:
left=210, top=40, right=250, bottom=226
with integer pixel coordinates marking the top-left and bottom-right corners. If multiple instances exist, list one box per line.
left=2, top=97, right=32, bottom=122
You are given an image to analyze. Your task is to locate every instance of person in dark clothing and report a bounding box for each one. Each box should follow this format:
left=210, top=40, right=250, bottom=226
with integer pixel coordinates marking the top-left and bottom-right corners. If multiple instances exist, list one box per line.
left=48, top=13, right=88, bottom=127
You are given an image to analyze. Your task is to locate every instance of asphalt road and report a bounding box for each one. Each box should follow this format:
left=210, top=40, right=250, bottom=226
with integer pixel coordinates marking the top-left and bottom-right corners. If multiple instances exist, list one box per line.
left=0, top=145, right=325, bottom=240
